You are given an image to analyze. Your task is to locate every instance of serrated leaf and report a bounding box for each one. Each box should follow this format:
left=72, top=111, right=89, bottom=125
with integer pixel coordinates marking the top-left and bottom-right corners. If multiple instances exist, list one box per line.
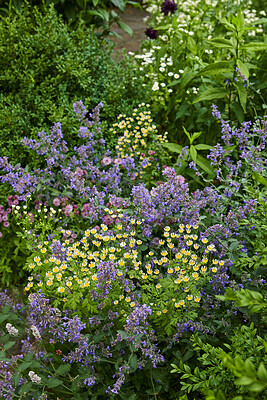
left=206, top=38, right=233, bottom=49
left=47, top=378, right=63, bottom=388
left=193, top=87, right=227, bottom=103
left=4, top=341, right=16, bottom=350
left=241, top=42, right=267, bottom=52
left=18, top=382, right=32, bottom=395
left=197, top=62, right=234, bottom=77
left=236, top=59, right=249, bottom=80
left=162, top=143, right=183, bottom=153
left=56, top=364, right=71, bottom=376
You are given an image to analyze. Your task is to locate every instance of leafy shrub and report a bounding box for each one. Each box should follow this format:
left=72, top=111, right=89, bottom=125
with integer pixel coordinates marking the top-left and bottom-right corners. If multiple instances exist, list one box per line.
left=1, top=0, right=137, bottom=36
left=171, top=289, right=267, bottom=399
left=0, top=2, right=148, bottom=167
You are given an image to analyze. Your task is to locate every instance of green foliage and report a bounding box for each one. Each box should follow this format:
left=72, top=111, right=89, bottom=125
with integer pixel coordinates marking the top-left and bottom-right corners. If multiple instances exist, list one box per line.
left=134, top=2, right=267, bottom=144
left=1, top=0, right=139, bottom=36
left=0, top=2, right=148, bottom=167
left=171, top=323, right=267, bottom=399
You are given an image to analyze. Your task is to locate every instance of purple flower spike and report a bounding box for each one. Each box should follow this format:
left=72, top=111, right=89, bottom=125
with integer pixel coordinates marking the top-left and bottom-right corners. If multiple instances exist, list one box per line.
left=145, top=28, right=159, bottom=39
left=161, top=0, right=177, bottom=15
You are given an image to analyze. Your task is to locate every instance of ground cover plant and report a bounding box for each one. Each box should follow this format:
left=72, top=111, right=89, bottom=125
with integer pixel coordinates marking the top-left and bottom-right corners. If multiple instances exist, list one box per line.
left=0, top=0, right=267, bottom=399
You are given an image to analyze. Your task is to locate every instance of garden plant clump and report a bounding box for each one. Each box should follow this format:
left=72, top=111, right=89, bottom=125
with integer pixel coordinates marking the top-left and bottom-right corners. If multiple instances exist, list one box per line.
left=0, top=0, right=267, bottom=399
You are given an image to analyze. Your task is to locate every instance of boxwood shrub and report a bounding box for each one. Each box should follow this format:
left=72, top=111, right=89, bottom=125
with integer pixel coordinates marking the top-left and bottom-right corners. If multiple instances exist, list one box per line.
left=0, top=2, right=148, bottom=167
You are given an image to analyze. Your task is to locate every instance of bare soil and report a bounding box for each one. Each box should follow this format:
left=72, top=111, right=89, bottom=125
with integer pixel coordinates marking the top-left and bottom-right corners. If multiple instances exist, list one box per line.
left=110, top=6, right=149, bottom=55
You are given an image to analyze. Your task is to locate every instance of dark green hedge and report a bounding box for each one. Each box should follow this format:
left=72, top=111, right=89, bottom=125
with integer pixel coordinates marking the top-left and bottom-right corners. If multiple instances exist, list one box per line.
left=0, top=2, right=148, bottom=166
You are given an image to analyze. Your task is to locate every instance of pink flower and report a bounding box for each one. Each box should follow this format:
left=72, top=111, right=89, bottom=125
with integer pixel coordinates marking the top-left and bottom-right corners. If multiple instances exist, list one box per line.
left=114, top=158, right=122, bottom=165
left=0, top=232, right=2, bottom=238
left=101, top=156, right=113, bottom=166
left=64, top=204, right=73, bottom=214
left=102, top=215, right=113, bottom=226
left=3, top=221, right=10, bottom=228
left=176, top=175, right=185, bottom=184
left=148, top=150, right=155, bottom=156
left=53, top=198, right=61, bottom=207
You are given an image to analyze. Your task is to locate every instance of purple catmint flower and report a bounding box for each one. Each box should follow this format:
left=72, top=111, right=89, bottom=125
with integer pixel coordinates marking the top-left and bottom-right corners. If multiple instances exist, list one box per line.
left=161, top=0, right=177, bottom=15
left=145, top=28, right=159, bottom=39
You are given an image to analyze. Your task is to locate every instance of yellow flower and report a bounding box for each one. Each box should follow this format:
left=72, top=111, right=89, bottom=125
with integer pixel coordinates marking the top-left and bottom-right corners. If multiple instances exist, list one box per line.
left=58, top=287, right=65, bottom=293
left=195, top=296, right=201, bottom=303
left=47, top=280, right=53, bottom=286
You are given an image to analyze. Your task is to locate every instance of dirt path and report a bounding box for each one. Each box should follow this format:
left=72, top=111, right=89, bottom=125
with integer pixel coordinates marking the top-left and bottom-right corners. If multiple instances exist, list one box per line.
left=110, top=6, right=149, bottom=55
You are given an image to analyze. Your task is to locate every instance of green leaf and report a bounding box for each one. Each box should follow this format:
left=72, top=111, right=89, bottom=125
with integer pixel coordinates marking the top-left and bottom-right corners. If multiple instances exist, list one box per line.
left=193, top=87, right=227, bottom=103
left=129, top=354, right=138, bottom=370
left=252, top=172, right=267, bottom=187
left=162, top=143, right=183, bottom=154
left=230, top=103, right=244, bottom=123
left=197, top=62, right=234, bottom=77
left=97, top=9, right=110, bottom=21
left=182, top=126, right=191, bottom=141
left=206, top=38, right=233, bottom=49
left=92, top=0, right=99, bottom=6
left=47, top=378, right=63, bottom=388
left=219, top=17, right=236, bottom=32
left=235, top=376, right=254, bottom=385
left=233, top=81, right=247, bottom=112
left=195, top=155, right=215, bottom=176
left=18, top=382, right=32, bottom=395
left=87, top=10, right=104, bottom=18
left=191, top=131, right=202, bottom=143
left=4, top=341, right=16, bottom=350
left=56, top=364, right=71, bottom=376
left=241, top=42, right=267, bottom=52
left=194, top=144, right=213, bottom=150
left=13, top=372, right=21, bottom=386
left=111, top=0, right=125, bottom=11
left=236, top=59, right=249, bottom=80
left=117, top=21, right=133, bottom=36
left=190, top=146, right=197, bottom=162
left=247, top=382, right=266, bottom=392
left=257, top=363, right=267, bottom=382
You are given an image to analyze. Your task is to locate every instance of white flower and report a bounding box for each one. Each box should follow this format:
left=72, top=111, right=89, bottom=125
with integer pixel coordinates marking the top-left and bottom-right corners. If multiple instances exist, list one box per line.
left=174, top=74, right=180, bottom=79
left=179, top=69, right=184, bottom=74
left=159, top=67, right=165, bottom=72
left=152, top=82, right=159, bottom=91
left=6, top=323, right=18, bottom=336
left=28, top=371, right=41, bottom=384
left=31, top=325, right=41, bottom=340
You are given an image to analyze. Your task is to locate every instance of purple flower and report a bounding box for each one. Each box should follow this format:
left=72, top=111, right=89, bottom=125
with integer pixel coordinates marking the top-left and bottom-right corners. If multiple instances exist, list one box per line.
left=145, top=28, right=159, bottom=39
left=161, top=0, right=177, bottom=15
